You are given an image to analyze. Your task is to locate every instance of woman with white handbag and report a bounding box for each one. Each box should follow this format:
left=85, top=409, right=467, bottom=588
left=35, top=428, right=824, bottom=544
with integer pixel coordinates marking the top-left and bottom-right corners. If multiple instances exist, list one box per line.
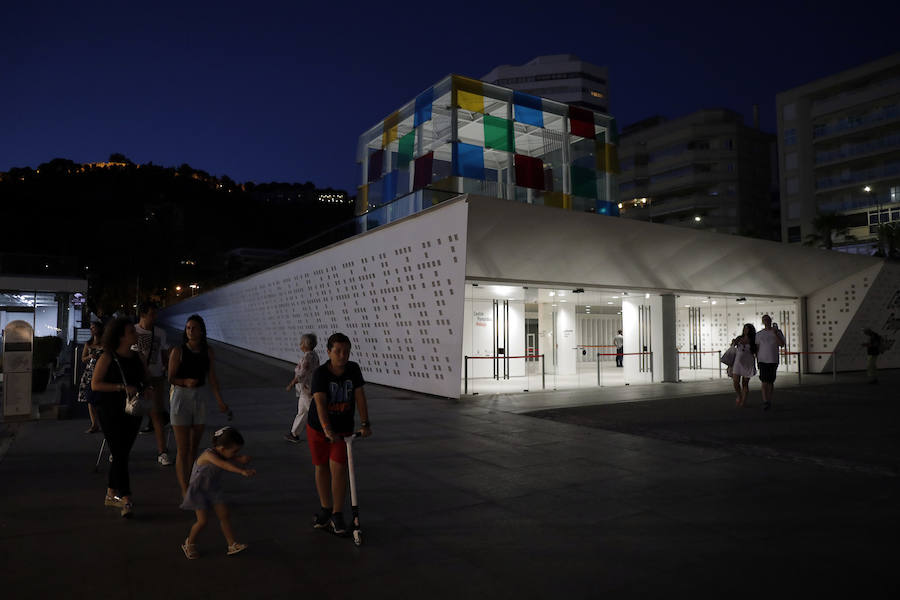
left=730, top=323, right=758, bottom=408
left=91, top=317, right=153, bottom=518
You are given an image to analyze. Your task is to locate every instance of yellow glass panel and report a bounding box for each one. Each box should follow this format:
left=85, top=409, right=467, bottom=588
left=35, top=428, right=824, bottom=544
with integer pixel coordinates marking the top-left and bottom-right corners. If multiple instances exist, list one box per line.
left=355, top=184, right=368, bottom=215
left=382, top=111, right=399, bottom=148
left=543, top=192, right=571, bottom=209
left=457, top=89, right=484, bottom=113
left=605, top=143, right=620, bottom=174
left=595, top=142, right=620, bottom=174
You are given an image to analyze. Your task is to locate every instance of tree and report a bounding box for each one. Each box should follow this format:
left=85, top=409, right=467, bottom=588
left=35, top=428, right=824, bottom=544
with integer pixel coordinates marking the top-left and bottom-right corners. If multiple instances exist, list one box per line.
left=874, top=223, right=900, bottom=258
left=108, top=153, right=134, bottom=164
left=803, top=212, right=854, bottom=250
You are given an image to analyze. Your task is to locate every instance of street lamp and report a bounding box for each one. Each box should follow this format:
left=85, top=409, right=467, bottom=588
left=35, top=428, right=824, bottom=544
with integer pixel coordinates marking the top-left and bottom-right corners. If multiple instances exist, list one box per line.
left=864, top=184, right=882, bottom=232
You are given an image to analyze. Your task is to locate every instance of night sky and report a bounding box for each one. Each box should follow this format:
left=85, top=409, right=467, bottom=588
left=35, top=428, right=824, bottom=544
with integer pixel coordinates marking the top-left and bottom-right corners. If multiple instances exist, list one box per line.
left=3, top=0, right=898, bottom=192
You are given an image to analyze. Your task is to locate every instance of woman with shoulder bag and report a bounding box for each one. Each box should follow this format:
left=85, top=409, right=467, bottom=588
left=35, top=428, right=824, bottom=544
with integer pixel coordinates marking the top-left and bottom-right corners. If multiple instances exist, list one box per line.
left=168, top=314, right=230, bottom=497
left=730, top=323, right=758, bottom=408
left=91, top=317, right=152, bottom=518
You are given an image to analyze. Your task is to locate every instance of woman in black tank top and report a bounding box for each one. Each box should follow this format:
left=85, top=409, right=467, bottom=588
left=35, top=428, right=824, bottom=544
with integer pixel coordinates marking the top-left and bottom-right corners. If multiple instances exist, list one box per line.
left=90, top=318, right=152, bottom=518
left=167, top=315, right=229, bottom=497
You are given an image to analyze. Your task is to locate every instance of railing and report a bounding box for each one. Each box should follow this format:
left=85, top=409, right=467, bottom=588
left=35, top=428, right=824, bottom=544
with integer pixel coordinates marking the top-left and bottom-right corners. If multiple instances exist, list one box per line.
left=717, top=348, right=837, bottom=384
left=593, top=352, right=653, bottom=386
left=675, top=350, right=723, bottom=381
left=286, top=187, right=460, bottom=258
left=815, top=161, right=900, bottom=191
left=780, top=350, right=836, bottom=384
left=815, top=132, right=900, bottom=165
left=463, top=354, right=545, bottom=394
left=813, top=104, right=900, bottom=139
left=575, top=345, right=617, bottom=363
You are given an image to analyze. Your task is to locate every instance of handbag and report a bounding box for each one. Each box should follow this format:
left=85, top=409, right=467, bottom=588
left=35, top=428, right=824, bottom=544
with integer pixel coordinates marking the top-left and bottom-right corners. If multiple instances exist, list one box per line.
left=720, top=346, right=737, bottom=367
left=113, top=355, right=152, bottom=416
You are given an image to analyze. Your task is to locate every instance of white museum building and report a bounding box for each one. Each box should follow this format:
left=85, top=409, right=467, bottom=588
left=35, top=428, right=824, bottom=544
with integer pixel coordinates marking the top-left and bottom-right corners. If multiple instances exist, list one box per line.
left=160, top=194, right=899, bottom=399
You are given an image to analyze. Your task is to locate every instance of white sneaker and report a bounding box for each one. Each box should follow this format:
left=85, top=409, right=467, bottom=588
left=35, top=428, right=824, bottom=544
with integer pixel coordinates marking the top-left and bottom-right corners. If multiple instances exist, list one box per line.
left=157, top=451, right=173, bottom=466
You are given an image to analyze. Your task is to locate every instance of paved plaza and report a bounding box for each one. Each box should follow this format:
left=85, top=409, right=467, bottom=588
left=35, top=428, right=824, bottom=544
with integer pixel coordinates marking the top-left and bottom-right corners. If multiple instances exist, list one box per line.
left=1, top=341, right=898, bottom=599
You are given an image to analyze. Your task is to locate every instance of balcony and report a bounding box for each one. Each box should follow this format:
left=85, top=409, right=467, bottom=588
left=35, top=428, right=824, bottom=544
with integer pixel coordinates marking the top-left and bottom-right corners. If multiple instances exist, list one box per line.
left=814, top=131, right=900, bottom=167
left=815, top=161, right=900, bottom=193
left=813, top=103, right=900, bottom=143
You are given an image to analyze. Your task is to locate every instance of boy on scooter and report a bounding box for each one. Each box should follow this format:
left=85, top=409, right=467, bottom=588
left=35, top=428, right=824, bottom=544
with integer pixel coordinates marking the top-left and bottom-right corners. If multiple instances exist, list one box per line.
left=307, top=333, right=372, bottom=535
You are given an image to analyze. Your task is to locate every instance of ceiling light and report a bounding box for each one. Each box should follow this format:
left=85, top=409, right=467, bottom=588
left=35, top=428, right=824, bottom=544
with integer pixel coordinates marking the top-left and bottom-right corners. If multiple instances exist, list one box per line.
left=645, top=293, right=650, bottom=299
left=607, top=302, right=613, bottom=304
left=549, top=292, right=555, bottom=297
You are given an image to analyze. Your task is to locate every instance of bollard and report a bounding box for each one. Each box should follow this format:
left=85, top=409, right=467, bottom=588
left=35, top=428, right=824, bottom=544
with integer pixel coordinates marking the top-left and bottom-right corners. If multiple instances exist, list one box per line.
left=464, top=356, right=468, bottom=394
left=541, top=354, right=547, bottom=390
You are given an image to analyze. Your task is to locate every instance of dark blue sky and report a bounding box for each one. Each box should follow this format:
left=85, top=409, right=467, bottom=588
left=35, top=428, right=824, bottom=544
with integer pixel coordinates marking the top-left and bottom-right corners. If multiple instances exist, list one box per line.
left=2, top=0, right=898, bottom=191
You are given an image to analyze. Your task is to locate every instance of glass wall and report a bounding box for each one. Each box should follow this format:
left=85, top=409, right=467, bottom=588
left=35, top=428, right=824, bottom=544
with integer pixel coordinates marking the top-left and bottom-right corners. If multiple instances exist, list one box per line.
left=674, top=295, right=801, bottom=381
left=1, top=292, right=74, bottom=344
left=357, top=75, right=620, bottom=232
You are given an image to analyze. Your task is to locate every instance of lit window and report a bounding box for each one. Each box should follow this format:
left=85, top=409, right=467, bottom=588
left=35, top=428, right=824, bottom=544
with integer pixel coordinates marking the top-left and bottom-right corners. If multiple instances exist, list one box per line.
left=590, top=90, right=604, bottom=98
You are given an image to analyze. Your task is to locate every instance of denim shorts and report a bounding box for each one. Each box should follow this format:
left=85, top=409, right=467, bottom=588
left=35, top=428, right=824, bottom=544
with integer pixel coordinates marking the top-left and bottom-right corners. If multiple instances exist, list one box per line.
left=169, top=385, right=207, bottom=426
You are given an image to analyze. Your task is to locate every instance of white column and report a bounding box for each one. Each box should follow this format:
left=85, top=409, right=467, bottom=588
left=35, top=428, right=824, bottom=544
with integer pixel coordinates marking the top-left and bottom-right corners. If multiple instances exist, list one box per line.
left=622, top=297, right=640, bottom=382
left=555, top=303, right=576, bottom=376
left=507, top=300, right=526, bottom=377
left=538, top=301, right=555, bottom=373
left=660, top=293, right=677, bottom=382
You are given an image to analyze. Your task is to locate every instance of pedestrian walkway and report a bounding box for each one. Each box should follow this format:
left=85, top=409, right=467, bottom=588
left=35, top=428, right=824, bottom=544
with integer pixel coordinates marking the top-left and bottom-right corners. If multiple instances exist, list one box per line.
left=0, top=340, right=897, bottom=598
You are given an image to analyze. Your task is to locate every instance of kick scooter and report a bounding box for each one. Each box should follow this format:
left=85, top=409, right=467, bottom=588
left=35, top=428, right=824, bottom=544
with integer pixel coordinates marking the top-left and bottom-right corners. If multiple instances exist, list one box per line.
left=344, top=432, right=364, bottom=547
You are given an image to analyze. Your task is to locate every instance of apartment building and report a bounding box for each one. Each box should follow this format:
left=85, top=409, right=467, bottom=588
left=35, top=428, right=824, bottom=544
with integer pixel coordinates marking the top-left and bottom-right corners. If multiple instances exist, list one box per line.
left=777, top=53, right=900, bottom=251
left=482, top=54, right=609, bottom=114
left=617, top=109, right=777, bottom=238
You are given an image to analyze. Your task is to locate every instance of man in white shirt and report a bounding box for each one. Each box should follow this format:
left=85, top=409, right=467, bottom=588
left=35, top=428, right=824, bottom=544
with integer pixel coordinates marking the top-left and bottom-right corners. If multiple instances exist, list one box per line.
left=756, top=314, right=786, bottom=411
left=133, top=301, right=173, bottom=465
left=613, top=330, right=624, bottom=367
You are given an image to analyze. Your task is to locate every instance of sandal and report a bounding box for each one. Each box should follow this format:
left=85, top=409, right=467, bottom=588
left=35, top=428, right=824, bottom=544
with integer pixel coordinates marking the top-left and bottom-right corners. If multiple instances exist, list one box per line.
left=226, top=542, right=248, bottom=556
left=182, top=539, right=199, bottom=559
left=84, top=426, right=100, bottom=434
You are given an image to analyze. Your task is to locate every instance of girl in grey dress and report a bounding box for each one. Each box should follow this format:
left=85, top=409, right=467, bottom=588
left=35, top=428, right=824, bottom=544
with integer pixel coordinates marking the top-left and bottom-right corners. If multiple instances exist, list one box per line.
left=180, top=427, right=255, bottom=559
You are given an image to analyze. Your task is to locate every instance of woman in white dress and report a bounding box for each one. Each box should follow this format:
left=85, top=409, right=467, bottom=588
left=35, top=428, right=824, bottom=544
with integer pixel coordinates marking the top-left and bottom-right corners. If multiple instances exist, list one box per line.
left=730, top=323, right=758, bottom=408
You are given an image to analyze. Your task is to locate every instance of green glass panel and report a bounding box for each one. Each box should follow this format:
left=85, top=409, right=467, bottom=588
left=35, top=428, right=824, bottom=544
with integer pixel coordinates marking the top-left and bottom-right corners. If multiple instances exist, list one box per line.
left=484, top=114, right=514, bottom=152
left=570, top=165, right=598, bottom=199
left=398, top=131, right=415, bottom=167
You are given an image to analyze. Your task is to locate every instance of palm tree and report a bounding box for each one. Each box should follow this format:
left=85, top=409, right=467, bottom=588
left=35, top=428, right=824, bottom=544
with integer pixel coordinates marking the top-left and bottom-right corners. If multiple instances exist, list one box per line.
left=874, top=222, right=900, bottom=258
left=803, top=212, right=854, bottom=250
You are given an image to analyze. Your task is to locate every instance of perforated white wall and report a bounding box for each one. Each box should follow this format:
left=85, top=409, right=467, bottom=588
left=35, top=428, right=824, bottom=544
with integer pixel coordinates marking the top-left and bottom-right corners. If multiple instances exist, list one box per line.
left=808, top=261, right=900, bottom=372
left=161, top=201, right=469, bottom=398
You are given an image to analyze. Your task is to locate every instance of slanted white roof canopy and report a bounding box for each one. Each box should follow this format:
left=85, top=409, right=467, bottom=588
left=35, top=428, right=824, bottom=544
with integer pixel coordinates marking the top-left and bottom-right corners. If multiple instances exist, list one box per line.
left=462, top=195, right=881, bottom=298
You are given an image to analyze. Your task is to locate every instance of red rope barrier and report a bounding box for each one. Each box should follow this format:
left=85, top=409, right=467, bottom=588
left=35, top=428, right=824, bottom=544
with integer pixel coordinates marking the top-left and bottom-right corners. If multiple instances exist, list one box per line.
left=466, top=355, right=544, bottom=360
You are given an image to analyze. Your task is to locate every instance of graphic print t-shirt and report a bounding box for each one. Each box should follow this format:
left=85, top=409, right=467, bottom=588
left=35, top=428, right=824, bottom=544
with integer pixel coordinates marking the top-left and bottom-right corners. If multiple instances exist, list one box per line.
left=308, top=361, right=365, bottom=433
left=132, top=325, right=169, bottom=377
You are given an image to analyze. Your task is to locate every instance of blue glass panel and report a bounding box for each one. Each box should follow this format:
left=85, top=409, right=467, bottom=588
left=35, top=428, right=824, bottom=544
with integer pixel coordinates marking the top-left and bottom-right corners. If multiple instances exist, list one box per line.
left=452, top=142, right=485, bottom=179
left=513, top=91, right=542, bottom=110
left=414, top=87, right=434, bottom=127
left=382, top=169, right=398, bottom=202
left=513, top=91, right=543, bottom=127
